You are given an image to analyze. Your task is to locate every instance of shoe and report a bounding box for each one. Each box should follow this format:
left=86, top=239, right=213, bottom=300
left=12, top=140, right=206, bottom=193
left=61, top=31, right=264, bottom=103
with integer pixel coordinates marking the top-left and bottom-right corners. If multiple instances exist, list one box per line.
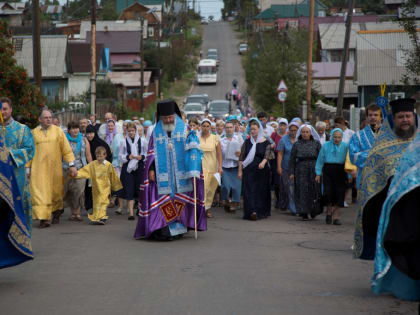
left=326, top=215, right=332, bottom=225
left=301, top=214, right=309, bottom=221
left=90, top=220, right=105, bottom=225
left=39, top=220, right=51, bottom=228
left=51, top=210, right=62, bottom=224
left=344, top=201, right=349, bottom=208
left=128, top=216, right=135, bottom=221
left=206, top=210, right=213, bottom=218
left=100, top=218, right=107, bottom=224
left=115, top=209, right=122, bottom=215
left=310, top=213, right=317, bottom=219
left=333, top=219, right=342, bottom=225
left=224, top=205, right=230, bottom=213
left=250, top=212, right=257, bottom=221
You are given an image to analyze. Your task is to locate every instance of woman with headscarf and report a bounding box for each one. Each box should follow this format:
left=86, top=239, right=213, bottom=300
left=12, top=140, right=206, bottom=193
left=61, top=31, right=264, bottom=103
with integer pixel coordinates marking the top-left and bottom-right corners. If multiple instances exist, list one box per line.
left=315, top=128, right=348, bottom=225
left=84, top=125, right=112, bottom=211
left=105, top=119, right=117, bottom=147
left=238, top=118, right=271, bottom=220
left=289, top=124, right=322, bottom=220
left=116, top=122, right=146, bottom=220
left=200, top=119, right=223, bottom=218
left=271, top=118, right=288, bottom=209
left=276, top=122, right=299, bottom=214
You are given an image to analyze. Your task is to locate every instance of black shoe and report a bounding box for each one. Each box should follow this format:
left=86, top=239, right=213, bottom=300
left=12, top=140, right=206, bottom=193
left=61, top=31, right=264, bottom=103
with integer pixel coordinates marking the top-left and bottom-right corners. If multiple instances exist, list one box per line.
left=301, top=214, right=309, bottom=221
left=100, top=218, right=107, bottom=224
left=326, top=215, right=332, bottom=225
left=333, top=219, right=342, bottom=225
left=128, top=216, right=135, bottom=221
left=310, top=213, right=317, bottom=219
left=250, top=212, right=257, bottom=221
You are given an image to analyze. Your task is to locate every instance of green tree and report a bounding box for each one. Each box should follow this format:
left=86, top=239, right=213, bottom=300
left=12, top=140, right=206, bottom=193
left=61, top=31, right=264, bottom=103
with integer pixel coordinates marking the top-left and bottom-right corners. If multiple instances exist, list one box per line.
left=244, top=29, right=313, bottom=118
left=0, top=22, right=44, bottom=127
left=399, top=0, right=420, bottom=85
left=99, top=0, right=119, bottom=20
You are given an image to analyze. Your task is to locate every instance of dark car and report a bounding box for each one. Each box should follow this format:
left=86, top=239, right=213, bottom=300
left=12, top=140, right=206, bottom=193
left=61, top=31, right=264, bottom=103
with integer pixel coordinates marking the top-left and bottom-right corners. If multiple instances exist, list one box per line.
left=208, top=100, right=230, bottom=119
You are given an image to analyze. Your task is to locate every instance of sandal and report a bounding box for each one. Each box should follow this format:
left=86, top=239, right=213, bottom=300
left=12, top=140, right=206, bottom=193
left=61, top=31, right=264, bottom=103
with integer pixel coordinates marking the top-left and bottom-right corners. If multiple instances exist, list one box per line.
left=75, top=215, right=83, bottom=222
left=68, top=215, right=77, bottom=221
left=206, top=210, right=213, bottom=218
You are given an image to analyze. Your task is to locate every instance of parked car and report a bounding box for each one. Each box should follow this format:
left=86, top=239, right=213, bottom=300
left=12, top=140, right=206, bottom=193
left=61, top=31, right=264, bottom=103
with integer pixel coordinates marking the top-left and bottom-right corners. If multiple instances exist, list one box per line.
left=201, top=18, right=208, bottom=25
left=208, top=100, right=230, bottom=119
left=183, top=103, right=205, bottom=120
left=184, top=94, right=210, bottom=110
left=238, top=43, right=248, bottom=54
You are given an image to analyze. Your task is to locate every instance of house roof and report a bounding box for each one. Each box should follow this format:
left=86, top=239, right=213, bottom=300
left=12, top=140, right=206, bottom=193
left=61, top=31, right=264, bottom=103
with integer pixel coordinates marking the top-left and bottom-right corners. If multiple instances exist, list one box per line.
left=41, top=5, right=63, bottom=14
left=313, top=79, right=358, bottom=98
left=116, top=0, right=166, bottom=13
left=312, top=62, right=354, bottom=78
left=80, top=20, right=143, bottom=39
left=254, top=0, right=327, bottom=20
left=319, top=21, right=407, bottom=50
left=0, top=2, right=25, bottom=10
left=86, top=31, right=142, bottom=54
left=13, top=35, right=70, bottom=78
left=68, top=42, right=103, bottom=73
left=356, top=29, right=419, bottom=86
left=107, top=71, right=151, bottom=87
left=118, top=2, right=162, bottom=22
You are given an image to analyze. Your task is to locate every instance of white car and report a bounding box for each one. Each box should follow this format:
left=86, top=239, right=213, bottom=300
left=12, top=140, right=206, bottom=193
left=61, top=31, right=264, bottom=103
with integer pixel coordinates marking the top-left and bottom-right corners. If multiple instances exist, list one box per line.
left=183, top=103, right=205, bottom=120
left=238, top=44, right=248, bottom=54
left=201, top=18, right=209, bottom=25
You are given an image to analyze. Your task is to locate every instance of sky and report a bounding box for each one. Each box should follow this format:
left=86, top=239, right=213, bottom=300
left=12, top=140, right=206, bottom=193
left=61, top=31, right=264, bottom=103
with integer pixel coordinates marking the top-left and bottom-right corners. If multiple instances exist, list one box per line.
left=57, top=0, right=224, bottom=20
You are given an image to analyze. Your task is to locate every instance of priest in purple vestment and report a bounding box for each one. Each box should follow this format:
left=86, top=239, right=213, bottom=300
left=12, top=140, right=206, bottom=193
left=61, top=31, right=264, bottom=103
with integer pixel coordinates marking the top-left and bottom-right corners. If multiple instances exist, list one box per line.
left=134, top=100, right=207, bottom=240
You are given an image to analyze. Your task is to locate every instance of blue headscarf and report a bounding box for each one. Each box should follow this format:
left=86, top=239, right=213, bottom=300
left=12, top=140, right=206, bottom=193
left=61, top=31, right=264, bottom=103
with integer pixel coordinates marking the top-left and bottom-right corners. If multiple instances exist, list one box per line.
left=144, top=120, right=152, bottom=127
left=330, top=128, right=344, bottom=154
left=66, top=131, right=83, bottom=155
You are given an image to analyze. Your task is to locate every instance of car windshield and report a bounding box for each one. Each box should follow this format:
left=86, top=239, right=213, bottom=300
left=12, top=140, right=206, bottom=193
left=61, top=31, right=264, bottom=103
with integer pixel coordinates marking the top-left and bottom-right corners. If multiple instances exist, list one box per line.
left=184, top=105, right=203, bottom=111
left=186, top=96, right=205, bottom=104
left=198, top=66, right=216, bottom=74
left=210, top=102, right=228, bottom=111
left=240, top=44, right=247, bottom=48
left=207, top=55, right=217, bottom=60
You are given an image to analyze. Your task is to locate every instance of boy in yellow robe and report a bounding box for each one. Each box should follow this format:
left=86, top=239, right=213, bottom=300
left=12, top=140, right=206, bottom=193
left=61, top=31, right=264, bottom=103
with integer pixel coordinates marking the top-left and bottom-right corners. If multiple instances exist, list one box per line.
left=74, top=146, right=122, bottom=225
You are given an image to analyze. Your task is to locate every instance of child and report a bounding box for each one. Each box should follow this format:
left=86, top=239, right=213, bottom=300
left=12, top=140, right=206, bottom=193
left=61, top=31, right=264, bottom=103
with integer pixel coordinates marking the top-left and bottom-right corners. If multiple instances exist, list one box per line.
left=74, top=146, right=122, bottom=225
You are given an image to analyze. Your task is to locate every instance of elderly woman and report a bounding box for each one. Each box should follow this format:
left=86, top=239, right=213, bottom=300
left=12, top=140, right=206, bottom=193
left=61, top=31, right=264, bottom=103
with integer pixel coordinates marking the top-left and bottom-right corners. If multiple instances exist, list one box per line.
left=200, top=119, right=223, bottom=218
left=105, top=119, right=117, bottom=147
left=238, top=119, right=271, bottom=220
left=276, top=122, right=299, bottom=214
left=315, top=121, right=330, bottom=145
left=315, top=128, right=348, bottom=225
left=289, top=124, right=322, bottom=220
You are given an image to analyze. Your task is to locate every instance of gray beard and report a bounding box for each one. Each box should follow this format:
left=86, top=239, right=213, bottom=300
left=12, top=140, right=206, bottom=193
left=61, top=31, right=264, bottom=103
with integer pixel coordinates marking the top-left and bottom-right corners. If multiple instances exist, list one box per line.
left=162, top=123, right=175, bottom=133
left=394, top=125, right=416, bottom=139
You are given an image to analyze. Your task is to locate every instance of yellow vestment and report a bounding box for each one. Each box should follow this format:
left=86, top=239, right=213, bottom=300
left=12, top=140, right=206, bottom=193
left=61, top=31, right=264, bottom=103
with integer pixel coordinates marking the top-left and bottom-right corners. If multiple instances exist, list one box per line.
left=75, top=160, right=122, bottom=222
left=30, top=125, right=74, bottom=220
left=200, top=134, right=220, bottom=210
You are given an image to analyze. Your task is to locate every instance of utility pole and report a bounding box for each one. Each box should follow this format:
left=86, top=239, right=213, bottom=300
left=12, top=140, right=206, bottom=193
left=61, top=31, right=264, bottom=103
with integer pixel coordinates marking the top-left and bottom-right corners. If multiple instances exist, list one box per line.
left=140, top=17, right=145, bottom=112
left=337, top=0, right=354, bottom=117
left=90, top=0, right=97, bottom=115
left=32, top=0, right=42, bottom=89
left=158, top=21, right=162, bottom=98
left=306, top=0, right=315, bottom=121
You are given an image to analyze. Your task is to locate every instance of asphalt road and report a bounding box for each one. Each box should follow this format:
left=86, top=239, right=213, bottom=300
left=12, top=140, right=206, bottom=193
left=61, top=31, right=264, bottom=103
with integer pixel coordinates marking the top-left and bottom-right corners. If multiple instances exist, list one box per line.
left=0, top=22, right=418, bottom=315
left=191, top=22, right=246, bottom=104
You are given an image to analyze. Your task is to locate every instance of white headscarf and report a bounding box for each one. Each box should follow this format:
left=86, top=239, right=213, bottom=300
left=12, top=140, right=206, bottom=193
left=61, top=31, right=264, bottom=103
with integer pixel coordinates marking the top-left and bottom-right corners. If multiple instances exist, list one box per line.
left=278, top=118, right=288, bottom=126
left=242, top=119, right=265, bottom=169
left=296, top=124, right=321, bottom=142
left=127, top=126, right=141, bottom=173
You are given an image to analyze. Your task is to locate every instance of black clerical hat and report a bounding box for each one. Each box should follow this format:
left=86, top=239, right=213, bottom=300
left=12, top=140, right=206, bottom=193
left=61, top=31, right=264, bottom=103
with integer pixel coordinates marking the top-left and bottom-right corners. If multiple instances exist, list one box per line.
left=156, top=99, right=181, bottom=120
left=390, top=98, right=415, bottom=115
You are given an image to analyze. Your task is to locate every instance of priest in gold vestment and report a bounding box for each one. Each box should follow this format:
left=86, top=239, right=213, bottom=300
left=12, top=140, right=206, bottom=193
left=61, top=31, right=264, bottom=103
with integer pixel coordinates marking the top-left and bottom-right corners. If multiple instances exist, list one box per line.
left=28, top=109, right=77, bottom=228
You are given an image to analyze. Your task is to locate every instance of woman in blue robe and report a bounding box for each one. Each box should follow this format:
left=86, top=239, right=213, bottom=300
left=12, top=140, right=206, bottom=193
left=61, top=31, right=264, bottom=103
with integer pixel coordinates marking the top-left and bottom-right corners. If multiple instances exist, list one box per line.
left=0, top=137, right=33, bottom=268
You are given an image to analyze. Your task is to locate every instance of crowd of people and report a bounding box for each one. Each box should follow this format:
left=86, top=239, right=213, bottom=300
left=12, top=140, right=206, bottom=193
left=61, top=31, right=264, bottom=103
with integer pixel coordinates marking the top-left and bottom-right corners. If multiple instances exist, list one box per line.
left=0, top=96, right=419, bottom=303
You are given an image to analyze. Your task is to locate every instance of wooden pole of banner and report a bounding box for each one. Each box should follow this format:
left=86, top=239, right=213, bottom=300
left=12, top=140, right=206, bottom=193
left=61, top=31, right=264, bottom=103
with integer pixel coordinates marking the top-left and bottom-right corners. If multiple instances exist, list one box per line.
left=194, top=177, right=198, bottom=240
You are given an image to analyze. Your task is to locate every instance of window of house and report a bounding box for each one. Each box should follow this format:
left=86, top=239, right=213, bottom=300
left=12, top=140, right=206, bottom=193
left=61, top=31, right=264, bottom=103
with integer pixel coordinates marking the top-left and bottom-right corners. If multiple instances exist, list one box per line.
left=388, top=92, right=405, bottom=101
left=148, top=27, right=154, bottom=37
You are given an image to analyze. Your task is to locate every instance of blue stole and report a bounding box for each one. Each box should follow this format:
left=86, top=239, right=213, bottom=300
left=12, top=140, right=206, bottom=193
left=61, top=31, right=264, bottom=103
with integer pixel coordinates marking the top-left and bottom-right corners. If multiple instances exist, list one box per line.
left=358, top=125, right=375, bottom=151
left=153, top=116, right=192, bottom=195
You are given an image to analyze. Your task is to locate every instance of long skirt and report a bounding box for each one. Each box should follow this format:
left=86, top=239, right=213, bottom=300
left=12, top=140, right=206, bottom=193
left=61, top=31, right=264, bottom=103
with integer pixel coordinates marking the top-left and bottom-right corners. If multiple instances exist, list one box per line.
left=221, top=167, right=241, bottom=203
left=203, top=170, right=219, bottom=210
left=294, top=160, right=320, bottom=215
left=119, top=162, right=144, bottom=201
left=322, top=163, right=346, bottom=207
left=279, top=169, right=296, bottom=214
left=243, top=164, right=271, bottom=219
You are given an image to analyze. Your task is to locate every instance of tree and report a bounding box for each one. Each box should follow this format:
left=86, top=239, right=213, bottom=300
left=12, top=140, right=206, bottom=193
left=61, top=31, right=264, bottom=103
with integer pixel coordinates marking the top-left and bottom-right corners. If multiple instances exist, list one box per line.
left=399, top=0, right=420, bottom=86
left=99, top=0, right=119, bottom=20
left=0, top=22, right=44, bottom=127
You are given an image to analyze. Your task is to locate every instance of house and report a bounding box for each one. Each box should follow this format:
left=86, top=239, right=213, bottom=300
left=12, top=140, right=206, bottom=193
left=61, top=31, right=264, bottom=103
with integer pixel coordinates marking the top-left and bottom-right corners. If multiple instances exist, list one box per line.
left=68, top=42, right=109, bottom=99
left=312, top=62, right=358, bottom=107
left=118, top=2, right=162, bottom=40
left=258, top=0, right=298, bottom=13
left=0, top=2, right=26, bottom=26
left=253, top=0, right=327, bottom=29
left=40, top=5, right=64, bottom=21
left=86, top=31, right=146, bottom=70
left=55, top=20, right=83, bottom=39
left=116, top=0, right=168, bottom=15
left=13, top=35, right=71, bottom=104
left=356, top=27, right=420, bottom=107
left=319, top=21, right=406, bottom=64
left=80, top=20, right=147, bottom=39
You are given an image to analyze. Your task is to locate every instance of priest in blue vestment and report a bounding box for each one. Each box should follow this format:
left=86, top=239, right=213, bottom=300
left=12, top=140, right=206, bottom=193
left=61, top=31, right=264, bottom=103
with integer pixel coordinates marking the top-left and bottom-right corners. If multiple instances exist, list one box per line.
left=0, top=98, right=35, bottom=231
left=0, top=129, right=34, bottom=268
left=371, top=128, right=420, bottom=301
left=349, top=103, right=381, bottom=188
left=134, top=100, right=207, bottom=240
left=354, top=98, right=417, bottom=260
